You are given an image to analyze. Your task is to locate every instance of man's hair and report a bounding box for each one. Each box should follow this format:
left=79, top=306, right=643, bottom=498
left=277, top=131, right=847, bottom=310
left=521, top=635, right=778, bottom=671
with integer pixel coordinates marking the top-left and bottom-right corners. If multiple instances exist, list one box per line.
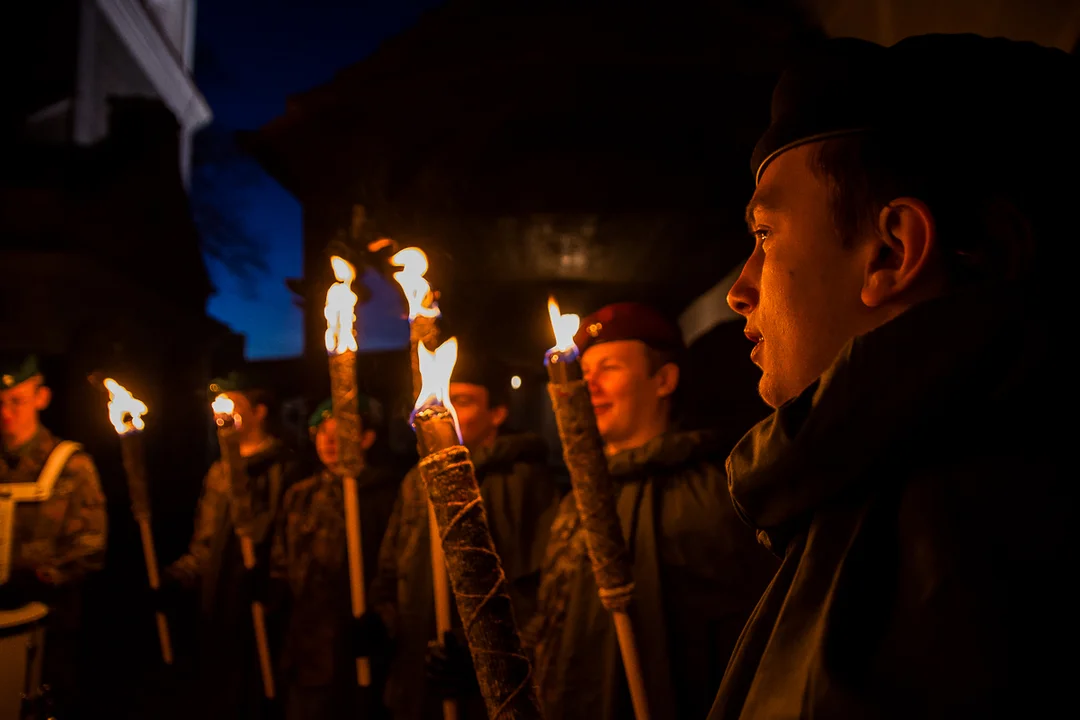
left=240, top=387, right=279, bottom=434
left=645, top=347, right=679, bottom=377
left=645, top=346, right=682, bottom=421
left=810, top=133, right=1054, bottom=288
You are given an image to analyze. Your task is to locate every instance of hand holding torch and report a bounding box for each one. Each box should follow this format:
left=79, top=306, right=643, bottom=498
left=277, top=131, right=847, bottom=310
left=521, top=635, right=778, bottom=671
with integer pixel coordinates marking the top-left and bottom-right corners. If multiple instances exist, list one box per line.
left=390, top=247, right=457, bottom=720
left=545, top=297, right=650, bottom=720
left=212, top=394, right=276, bottom=700
left=102, top=378, right=173, bottom=665
left=412, top=338, right=541, bottom=720
left=324, top=254, right=374, bottom=687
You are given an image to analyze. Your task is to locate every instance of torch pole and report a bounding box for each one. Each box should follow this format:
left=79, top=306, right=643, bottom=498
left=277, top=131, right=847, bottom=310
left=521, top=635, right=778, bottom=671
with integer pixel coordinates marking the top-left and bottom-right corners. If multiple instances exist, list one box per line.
left=120, top=432, right=173, bottom=665
left=217, top=424, right=276, bottom=700
left=414, top=408, right=542, bottom=720
left=328, top=349, right=372, bottom=687
left=409, top=317, right=457, bottom=720
left=546, top=351, right=650, bottom=720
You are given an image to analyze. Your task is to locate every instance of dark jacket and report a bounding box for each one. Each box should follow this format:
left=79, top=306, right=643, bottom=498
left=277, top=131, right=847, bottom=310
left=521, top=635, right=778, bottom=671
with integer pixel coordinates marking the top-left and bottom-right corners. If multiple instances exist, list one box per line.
left=709, top=290, right=1073, bottom=719
left=371, top=432, right=560, bottom=720
left=526, top=430, right=776, bottom=720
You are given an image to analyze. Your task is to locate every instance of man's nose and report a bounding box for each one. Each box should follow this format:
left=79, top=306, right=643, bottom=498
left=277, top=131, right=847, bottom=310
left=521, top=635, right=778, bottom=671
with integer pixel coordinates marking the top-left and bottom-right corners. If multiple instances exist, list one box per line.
left=726, top=261, right=759, bottom=318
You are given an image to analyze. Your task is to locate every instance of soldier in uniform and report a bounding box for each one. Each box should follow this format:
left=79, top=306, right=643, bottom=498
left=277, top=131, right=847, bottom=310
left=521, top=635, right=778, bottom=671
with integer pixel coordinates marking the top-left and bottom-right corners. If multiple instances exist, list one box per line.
left=270, top=396, right=400, bottom=719
left=0, top=354, right=107, bottom=718
left=369, top=349, right=561, bottom=720
left=708, top=35, right=1076, bottom=719
left=522, top=303, right=776, bottom=720
left=159, top=372, right=298, bottom=720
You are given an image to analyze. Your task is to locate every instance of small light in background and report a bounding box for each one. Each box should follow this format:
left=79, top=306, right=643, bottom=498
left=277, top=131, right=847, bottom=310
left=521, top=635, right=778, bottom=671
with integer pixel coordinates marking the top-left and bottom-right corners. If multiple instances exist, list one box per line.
left=510, top=375, right=522, bottom=390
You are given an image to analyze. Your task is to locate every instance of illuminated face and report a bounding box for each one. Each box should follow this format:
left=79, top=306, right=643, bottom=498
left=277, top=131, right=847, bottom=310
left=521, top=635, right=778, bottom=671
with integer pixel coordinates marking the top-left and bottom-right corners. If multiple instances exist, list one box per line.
left=581, top=340, right=674, bottom=450
left=228, top=391, right=267, bottom=440
left=0, top=377, right=49, bottom=450
left=315, top=417, right=340, bottom=469
left=728, top=144, right=870, bottom=408
left=449, top=382, right=507, bottom=451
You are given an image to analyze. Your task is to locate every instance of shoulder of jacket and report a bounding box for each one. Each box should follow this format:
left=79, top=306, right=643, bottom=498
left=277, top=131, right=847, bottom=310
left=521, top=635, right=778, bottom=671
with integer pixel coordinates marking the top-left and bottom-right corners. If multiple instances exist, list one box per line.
left=283, top=475, right=319, bottom=503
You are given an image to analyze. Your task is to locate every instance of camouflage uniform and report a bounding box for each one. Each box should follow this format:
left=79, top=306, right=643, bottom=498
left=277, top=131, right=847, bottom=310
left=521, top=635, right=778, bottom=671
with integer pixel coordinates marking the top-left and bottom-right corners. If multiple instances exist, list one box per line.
left=0, top=427, right=107, bottom=712
left=270, top=464, right=399, bottom=719
left=166, top=438, right=297, bottom=720
left=372, top=432, right=561, bottom=720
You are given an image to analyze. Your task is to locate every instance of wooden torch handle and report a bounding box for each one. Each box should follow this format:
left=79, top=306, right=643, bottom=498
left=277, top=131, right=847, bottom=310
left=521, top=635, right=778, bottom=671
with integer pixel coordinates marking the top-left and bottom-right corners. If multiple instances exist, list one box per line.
left=428, top=500, right=458, bottom=720
left=343, top=476, right=372, bottom=687
left=613, top=611, right=650, bottom=720
left=240, top=535, right=276, bottom=699
left=136, top=517, right=173, bottom=665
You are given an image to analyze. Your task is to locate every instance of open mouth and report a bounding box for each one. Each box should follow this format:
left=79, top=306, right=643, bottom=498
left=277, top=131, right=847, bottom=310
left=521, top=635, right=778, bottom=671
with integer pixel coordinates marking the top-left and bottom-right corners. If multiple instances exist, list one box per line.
left=745, top=329, right=764, bottom=364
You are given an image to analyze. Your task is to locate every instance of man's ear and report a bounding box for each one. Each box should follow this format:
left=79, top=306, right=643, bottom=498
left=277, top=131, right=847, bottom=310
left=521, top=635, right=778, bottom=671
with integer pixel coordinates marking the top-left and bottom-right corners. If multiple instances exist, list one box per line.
left=360, top=428, right=376, bottom=451
left=862, top=197, right=940, bottom=308
left=654, top=363, right=680, bottom=400
left=34, top=384, right=52, bottom=412
left=253, top=403, right=269, bottom=425
left=490, top=405, right=509, bottom=430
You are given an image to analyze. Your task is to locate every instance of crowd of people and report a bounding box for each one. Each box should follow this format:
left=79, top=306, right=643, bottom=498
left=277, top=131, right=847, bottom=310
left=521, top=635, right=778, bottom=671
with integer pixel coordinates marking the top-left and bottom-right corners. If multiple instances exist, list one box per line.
left=1, top=32, right=1076, bottom=720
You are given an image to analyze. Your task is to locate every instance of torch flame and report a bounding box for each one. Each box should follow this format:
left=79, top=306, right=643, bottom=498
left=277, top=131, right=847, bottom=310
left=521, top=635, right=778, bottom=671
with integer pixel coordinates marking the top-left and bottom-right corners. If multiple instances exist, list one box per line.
left=414, top=337, right=462, bottom=441
left=391, top=247, right=440, bottom=320
left=324, top=255, right=359, bottom=355
left=103, top=378, right=147, bottom=435
left=547, top=296, right=581, bottom=354
left=212, top=393, right=242, bottom=429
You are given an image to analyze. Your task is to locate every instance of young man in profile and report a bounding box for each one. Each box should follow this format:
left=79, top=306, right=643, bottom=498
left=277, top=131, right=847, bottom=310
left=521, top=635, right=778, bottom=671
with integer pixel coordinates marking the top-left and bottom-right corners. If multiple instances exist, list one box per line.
left=525, top=303, right=775, bottom=720
left=710, top=35, right=1077, bottom=719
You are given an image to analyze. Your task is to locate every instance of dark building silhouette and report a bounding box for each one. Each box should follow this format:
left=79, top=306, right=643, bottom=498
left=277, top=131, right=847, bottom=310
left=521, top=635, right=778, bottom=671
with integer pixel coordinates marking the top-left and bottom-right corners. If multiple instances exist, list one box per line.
left=1, top=3, right=237, bottom=716
left=240, top=0, right=827, bottom=448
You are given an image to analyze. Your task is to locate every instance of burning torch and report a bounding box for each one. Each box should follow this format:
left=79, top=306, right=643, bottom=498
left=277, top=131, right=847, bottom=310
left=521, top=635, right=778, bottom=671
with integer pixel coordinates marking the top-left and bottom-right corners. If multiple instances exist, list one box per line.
left=544, top=297, right=650, bottom=720
left=389, top=247, right=458, bottom=720
left=412, top=338, right=541, bottom=720
left=211, top=393, right=276, bottom=700
left=101, top=378, right=173, bottom=665
left=324, top=254, right=374, bottom=687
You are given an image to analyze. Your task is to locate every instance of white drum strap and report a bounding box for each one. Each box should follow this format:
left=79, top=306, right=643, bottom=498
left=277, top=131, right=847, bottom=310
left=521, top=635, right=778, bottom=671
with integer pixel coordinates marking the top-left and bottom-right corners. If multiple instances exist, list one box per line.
left=0, top=441, right=81, bottom=585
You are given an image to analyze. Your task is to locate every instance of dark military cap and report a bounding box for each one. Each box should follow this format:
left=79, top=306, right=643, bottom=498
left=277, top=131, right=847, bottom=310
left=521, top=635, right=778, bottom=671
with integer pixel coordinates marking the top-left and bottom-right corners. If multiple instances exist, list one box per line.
left=308, top=395, right=383, bottom=430
left=752, top=34, right=1079, bottom=183
left=208, top=371, right=254, bottom=399
left=573, top=302, right=684, bottom=357
left=1, top=354, right=42, bottom=389
left=451, top=344, right=511, bottom=407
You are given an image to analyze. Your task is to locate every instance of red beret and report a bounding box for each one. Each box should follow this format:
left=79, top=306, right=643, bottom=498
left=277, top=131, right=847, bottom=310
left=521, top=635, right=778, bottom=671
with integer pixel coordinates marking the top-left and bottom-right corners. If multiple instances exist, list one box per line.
left=573, top=302, right=684, bottom=356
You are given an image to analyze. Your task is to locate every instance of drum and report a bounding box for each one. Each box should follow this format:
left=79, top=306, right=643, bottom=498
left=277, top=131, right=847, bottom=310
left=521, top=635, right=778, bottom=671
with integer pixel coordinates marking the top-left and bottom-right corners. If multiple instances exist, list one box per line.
left=0, top=602, right=47, bottom=720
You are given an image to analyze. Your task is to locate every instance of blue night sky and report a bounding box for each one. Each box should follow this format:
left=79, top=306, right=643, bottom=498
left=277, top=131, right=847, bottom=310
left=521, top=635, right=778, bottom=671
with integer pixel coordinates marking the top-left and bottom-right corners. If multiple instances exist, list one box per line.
left=193, top=0, right=441, bottom=359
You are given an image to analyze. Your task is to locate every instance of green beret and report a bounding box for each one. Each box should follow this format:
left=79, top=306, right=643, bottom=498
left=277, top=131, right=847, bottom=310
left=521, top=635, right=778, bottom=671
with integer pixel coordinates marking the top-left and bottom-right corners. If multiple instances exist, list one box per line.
left=1, top=354, right=41, bottom=390
left=308, top=394, right=383, bottom=430
left=308, top=398, right=334, bottom=428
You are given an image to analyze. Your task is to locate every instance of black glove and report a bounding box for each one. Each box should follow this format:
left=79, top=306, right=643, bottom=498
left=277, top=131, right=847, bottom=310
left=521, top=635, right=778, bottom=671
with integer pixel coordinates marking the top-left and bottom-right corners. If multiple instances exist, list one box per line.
left=351, top=611, right=391, bottom=659
left=425, top=631, right=478, bottom=699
